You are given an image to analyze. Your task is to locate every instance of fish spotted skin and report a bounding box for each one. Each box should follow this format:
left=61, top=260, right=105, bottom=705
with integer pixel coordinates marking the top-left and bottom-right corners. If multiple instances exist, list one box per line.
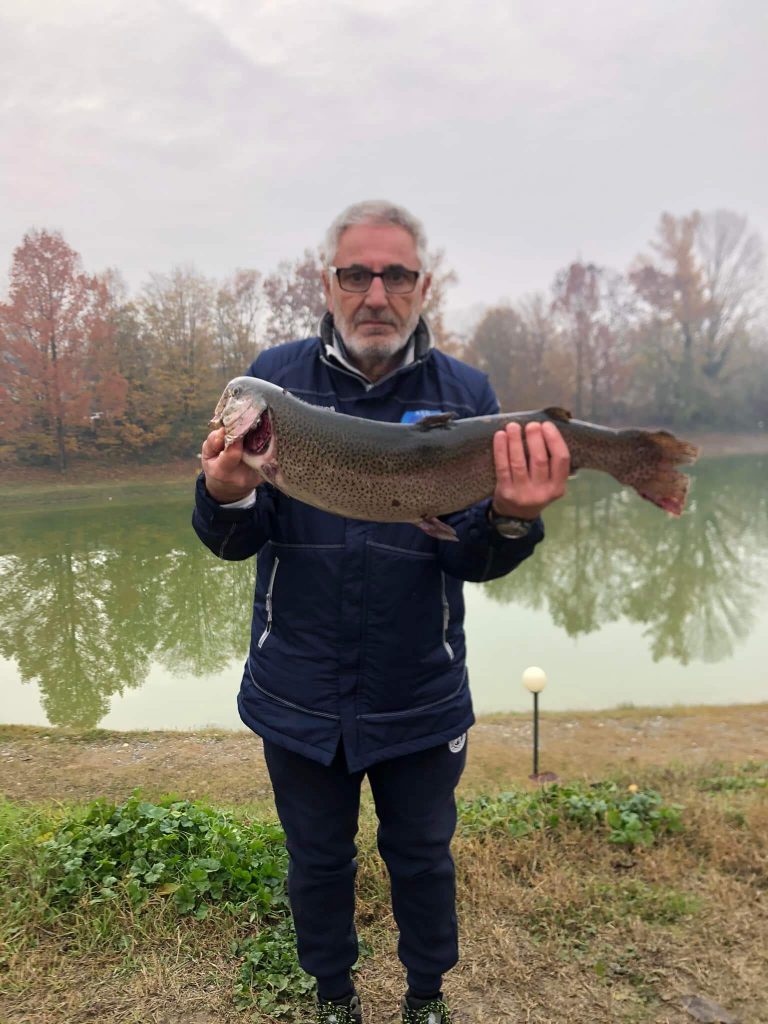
left=211, top=377, right=700, bottom=523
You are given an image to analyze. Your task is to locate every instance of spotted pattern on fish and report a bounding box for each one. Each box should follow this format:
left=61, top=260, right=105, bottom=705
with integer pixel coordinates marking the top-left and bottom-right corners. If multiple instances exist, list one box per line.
left=211, top=378, right=699, bottom=521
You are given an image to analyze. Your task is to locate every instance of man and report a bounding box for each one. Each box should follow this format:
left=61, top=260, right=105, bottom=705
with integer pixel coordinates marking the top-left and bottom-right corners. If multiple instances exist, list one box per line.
left=193, top=200, right=570, bottom=1024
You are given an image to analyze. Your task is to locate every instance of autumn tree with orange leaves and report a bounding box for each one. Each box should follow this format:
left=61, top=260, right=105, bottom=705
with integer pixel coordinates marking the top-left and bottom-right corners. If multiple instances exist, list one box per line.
left=0, top=231, right=126, bottom=469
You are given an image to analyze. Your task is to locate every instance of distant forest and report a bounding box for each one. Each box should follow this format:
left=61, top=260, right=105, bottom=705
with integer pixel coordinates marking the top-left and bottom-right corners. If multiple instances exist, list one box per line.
left=0, top=209, right=765, bottom=470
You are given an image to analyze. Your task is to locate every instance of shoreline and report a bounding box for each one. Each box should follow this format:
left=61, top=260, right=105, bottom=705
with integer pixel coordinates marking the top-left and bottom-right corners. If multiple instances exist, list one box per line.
left=0, top=431, right=765, bottom=494
left=3, top=699, right=766, bottom=738
left=3, top=703, right=766, bottom=806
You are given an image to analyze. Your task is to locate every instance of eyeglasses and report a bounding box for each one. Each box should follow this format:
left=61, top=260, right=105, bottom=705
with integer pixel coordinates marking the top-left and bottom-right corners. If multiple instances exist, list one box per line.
left=330, top=264, right=421, bottom=294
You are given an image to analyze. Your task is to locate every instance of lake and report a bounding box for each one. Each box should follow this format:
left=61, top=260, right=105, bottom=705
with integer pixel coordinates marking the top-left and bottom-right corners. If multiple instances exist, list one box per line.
left=1, top=455, right=766, bottom=731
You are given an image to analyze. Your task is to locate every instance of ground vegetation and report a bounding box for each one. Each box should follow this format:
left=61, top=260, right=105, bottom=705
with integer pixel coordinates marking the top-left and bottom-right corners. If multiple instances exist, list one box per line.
left=1, top=706, right=766, bottom=1023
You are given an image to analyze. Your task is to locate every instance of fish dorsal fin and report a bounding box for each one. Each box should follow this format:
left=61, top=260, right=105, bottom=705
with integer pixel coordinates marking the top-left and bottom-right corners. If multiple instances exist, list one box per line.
left=543, top=406, right=573, bottom=423
left=413, top=412, right=458, bottom=430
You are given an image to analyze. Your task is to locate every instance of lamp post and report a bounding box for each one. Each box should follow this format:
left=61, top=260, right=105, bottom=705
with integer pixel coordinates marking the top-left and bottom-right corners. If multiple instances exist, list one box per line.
left=522, top=666, right=557, bottom=783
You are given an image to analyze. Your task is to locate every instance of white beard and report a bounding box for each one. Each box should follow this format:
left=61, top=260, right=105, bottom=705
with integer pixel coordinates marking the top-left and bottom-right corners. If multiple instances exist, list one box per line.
left=334, top=306, right=420, bottom=376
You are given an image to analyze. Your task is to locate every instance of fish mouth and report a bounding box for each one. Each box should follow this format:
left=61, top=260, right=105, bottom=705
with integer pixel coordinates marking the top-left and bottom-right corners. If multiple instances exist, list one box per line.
left=242, top=410, right=272, bottom=457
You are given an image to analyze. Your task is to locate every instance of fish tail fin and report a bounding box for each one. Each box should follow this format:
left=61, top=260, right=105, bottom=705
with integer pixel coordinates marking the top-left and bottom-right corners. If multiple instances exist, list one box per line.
left=625, top=430, right=700, bottom=516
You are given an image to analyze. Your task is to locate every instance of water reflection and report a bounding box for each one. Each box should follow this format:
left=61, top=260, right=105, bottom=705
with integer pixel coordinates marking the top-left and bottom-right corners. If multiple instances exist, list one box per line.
left=484, top=456, right=768, bottom=665
left=0, top=456, right=766, bottom=729
left=0, top=504, right=253, bottom=728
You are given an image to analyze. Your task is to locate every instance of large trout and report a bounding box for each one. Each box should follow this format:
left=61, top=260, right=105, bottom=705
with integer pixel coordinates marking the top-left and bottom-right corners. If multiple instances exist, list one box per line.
left=211, top=377, right=699, bottom=541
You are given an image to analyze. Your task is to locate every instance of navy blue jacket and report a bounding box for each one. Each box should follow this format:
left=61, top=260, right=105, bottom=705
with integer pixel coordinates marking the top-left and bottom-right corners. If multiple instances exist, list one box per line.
left=193, top=321, right=544, bottom=770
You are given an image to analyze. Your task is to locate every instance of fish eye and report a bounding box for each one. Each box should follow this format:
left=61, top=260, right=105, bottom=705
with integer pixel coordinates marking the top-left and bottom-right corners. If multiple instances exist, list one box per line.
left=231, top=386, right=240, bottom=398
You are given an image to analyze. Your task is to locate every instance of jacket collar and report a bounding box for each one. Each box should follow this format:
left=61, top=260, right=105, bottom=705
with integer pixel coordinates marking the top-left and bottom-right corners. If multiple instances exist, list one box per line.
left=318, top=311, right=433, bottom=389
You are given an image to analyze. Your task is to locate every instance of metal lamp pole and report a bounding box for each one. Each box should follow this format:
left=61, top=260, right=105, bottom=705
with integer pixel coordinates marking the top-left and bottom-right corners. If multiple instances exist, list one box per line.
left=522, top=666, right=557, bottom=783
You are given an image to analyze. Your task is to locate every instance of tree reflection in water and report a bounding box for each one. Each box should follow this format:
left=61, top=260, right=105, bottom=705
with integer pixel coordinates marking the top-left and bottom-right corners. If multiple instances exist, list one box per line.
left=483, top=456, right=768, bottom=666
left=1, top=456, right=765, bottom=729
left=0, top=501, right=253, bottom=729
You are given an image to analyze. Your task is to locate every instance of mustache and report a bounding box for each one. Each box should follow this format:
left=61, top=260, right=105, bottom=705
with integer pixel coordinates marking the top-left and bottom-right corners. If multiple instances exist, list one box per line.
left=352, top=308, right=398, bottom=326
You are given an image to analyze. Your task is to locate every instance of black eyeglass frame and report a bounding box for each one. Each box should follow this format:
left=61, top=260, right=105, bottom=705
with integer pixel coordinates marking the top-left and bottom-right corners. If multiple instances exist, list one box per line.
left=329, top=264, right=422, bottom=294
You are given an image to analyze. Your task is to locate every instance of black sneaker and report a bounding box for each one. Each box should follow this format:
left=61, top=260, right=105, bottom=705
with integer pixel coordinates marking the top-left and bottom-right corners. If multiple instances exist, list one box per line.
left=400, top=993, right=452, bottom=1023
left=316, top=992, right=363, bottom=1024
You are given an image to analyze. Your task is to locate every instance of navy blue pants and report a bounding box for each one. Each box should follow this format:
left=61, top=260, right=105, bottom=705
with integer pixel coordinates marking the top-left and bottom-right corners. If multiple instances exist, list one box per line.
left=262, top=735, right=468, bottom=999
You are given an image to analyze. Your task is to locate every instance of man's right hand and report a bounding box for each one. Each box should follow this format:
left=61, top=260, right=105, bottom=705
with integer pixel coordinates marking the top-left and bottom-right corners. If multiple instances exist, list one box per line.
left=201, top=428, right=263, bottom=503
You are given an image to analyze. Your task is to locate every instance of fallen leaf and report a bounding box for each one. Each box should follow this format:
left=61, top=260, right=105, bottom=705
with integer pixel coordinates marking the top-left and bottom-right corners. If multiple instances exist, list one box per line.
left=155, top=882, right=180, bottom=896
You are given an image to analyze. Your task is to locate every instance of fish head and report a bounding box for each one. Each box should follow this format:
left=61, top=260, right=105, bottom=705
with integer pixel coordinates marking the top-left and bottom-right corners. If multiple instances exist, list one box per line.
left=211, top=376, right=276, bottom=471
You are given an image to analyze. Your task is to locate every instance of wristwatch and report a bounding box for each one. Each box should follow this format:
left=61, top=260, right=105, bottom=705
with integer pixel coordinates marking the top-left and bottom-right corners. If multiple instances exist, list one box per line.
left=487, top=506, right=537, bottom=539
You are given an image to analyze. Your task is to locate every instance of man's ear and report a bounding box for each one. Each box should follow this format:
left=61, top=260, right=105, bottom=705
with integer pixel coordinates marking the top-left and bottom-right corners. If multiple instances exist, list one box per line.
left=321, top=268, right=334, bottom=312
left=420, top=272, right=432, bottom=302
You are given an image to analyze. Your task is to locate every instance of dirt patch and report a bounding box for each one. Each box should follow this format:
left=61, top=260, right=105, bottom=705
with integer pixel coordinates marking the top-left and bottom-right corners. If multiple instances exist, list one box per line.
left=2, top=704, right=766, bottom=805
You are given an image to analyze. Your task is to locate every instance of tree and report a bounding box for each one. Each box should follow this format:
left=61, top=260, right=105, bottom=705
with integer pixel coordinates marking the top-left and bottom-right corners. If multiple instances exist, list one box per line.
left=464, top=296, right=571, bottom=411
left=99, top=271, right=172, bottom=454
left=422, top=249, right=460, bottom=352
left=465, top=305, right=527, bottom=409
left=0, top=230, right=126, bottom=470
left=139, top=266, right=218, bottom=451
left=552, top=262, right=631, bottom=420
left=696, top=209, right=765, bottom=380
left=215, top=269, right=264, bottom=379
left=262, top=249, right=326, bottom=346
left=629, top=210, right=765, bottom=425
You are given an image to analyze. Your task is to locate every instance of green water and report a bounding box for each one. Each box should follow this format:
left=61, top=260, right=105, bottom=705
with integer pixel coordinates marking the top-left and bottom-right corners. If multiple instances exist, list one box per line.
left=1, top=457, right=766, bottom=731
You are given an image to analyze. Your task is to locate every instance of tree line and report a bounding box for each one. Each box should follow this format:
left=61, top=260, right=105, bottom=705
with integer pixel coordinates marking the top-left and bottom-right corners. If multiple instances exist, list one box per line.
left=0, top=209, right=765, bottom=470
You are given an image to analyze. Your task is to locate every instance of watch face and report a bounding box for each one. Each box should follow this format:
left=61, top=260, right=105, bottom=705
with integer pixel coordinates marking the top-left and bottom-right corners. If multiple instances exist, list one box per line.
left=495, top=517, right=533, bottom=539
left=493, top=516, right=536, bottom=540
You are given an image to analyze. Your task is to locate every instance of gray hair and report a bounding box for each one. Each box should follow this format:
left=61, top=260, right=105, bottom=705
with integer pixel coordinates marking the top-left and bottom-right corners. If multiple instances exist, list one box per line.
left=321, top=200, right=428, bottom=267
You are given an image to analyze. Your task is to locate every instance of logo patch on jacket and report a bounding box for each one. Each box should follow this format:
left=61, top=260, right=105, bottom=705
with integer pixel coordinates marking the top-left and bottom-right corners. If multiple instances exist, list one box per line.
left=448, top=733, right=467, bottom=754
left=400, top=409, right=448, bottom=424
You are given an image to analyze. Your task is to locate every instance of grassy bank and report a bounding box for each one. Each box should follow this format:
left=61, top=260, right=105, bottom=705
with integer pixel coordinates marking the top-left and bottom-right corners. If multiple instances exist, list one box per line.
left=0, top=461, right=198, bottom=513
left=1, top=710, right=766, bottom=1023
left=0, top=429, right=765, bottom=504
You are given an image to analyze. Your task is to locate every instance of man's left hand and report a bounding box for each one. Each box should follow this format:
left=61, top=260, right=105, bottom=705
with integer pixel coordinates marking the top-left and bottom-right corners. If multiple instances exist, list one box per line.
left=491, top=421, right=570, bottom=520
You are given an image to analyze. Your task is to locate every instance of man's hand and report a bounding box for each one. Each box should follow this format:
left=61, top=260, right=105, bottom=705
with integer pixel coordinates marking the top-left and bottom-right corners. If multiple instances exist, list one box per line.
left=491, top=421, right=570, bottom=520
left=201, top=427, right=263, bottom=503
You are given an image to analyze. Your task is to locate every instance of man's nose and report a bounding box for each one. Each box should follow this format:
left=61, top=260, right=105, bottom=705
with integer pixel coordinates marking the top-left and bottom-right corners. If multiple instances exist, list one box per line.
left=364, top=274, right=389, bottom=306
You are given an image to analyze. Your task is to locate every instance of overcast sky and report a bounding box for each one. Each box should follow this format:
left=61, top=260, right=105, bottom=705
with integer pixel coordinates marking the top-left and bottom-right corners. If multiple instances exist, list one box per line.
left=1, top=0, right=766, bottom=313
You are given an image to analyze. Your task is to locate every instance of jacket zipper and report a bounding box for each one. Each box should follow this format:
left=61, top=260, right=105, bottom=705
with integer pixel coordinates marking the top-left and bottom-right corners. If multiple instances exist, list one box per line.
left=218, top=523, right=238, bottom=559
left=257, top=556, right=279, bottom=649
left=441, top=571, right=454, bottom=660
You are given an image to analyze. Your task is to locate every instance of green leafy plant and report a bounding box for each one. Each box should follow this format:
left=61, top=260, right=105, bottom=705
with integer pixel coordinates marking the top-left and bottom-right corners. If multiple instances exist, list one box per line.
left=30, top=792, right=307, bottom=1013
left=233, top=919, right=315, bottom=1015
left=458, top=781, right=683, bottom=847
left=35, top=791, right=289, bottom=917
left=698, top=763, right=767, bottom=792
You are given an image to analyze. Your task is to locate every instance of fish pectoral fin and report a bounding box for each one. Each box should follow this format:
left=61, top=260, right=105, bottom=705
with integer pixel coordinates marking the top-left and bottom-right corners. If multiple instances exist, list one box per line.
left=417, top=517, right=459, bottom=542
left=413, top=412, right=458, bottom=430
left=542, top=406, right=573, bottom=422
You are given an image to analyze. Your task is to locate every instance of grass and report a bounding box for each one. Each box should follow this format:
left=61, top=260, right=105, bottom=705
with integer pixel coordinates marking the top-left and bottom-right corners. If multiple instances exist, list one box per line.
left=0, top=477, right=194, bottom=514
left=1, top=758, right=766, bottom=1023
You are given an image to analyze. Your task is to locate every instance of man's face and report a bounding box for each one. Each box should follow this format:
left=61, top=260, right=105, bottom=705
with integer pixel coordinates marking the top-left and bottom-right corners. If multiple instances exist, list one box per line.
left=322, top=222, right=431, bottom=367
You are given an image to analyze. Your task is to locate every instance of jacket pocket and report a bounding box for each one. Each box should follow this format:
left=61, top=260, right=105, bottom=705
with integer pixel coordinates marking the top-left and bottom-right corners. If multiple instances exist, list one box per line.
left=358, top=674, right=466, bottom=720
left=246, top=661, right=340, bottom=720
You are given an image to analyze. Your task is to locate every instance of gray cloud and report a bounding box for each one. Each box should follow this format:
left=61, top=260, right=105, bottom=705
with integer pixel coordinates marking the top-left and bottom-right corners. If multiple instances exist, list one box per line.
left=1, top=0, right=765, bottom=308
